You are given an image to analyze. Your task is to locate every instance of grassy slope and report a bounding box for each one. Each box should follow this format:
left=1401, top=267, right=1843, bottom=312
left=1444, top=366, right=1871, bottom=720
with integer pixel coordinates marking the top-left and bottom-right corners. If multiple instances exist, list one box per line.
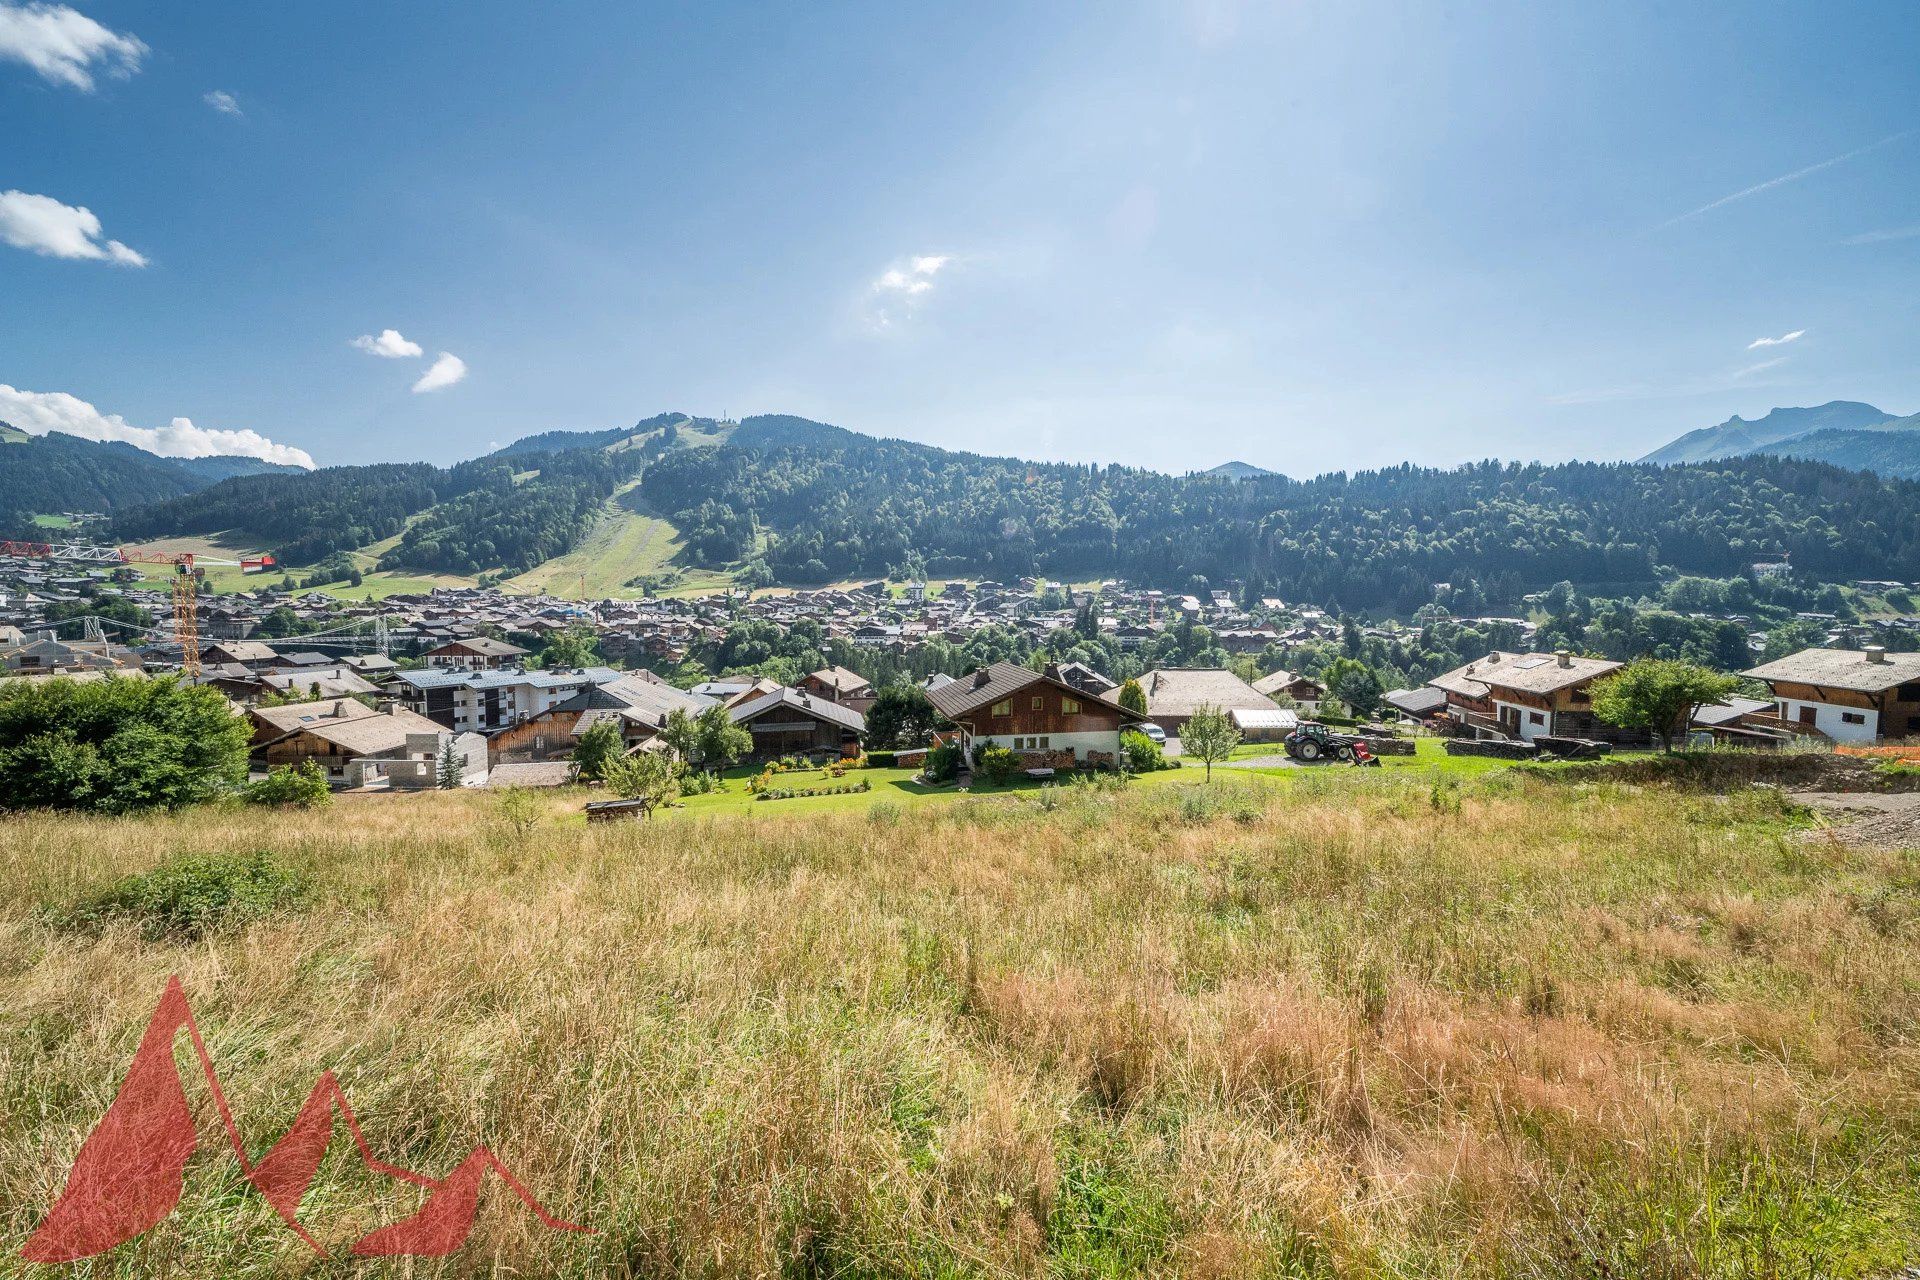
left=5, top=763, right=1916, bottom=1276
left=504, top=485, right=692, bottom=599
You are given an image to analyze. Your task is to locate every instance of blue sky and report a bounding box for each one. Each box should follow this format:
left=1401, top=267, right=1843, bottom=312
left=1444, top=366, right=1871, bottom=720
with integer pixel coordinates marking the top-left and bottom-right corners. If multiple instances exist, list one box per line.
left=2, top=2, right=1916, bottom=474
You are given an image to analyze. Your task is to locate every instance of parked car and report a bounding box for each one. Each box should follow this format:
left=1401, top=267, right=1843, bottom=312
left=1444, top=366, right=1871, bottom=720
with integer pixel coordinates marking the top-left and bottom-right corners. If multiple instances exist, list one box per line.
left=1134, top=723, right=1167, bottom=744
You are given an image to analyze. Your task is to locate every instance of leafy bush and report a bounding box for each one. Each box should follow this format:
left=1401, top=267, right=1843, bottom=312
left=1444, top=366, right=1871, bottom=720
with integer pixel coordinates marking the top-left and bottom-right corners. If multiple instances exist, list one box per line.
left=1120, top=731, right=1169, bottom=774
left=680, top=769, right=726, bottom=795
left=923, top=742, right=961, bottom=784
left=866, top=750, right=898, bottom=768
left=59, top=850, right=308, bottom=941
left=976, top=744, right=1018, bottom=785
left=243, top=760, right=332, bottom=808
left=0, top=676, right=249, bottom=814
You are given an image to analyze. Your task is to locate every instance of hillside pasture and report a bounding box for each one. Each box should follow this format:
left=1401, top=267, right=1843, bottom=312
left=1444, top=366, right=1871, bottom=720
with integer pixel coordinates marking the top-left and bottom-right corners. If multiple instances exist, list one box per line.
left=1, top=766, right=1914, bottom=1277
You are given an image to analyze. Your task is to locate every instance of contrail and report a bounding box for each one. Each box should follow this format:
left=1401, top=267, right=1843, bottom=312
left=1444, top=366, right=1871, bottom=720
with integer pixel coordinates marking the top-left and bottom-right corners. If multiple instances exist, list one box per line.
left=1658, top=130, right=1913, bottom=229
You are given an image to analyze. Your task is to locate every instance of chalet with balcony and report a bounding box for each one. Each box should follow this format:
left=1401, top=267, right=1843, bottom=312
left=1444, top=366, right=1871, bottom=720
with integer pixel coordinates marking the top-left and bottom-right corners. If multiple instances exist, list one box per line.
left=1428, top=650, right=1637, bottom=743
left=728, top=686, right=866, bottom=760
left=926, top=661, right=1142, bottom=768
left=1744, top=646, right=1920, bottom=743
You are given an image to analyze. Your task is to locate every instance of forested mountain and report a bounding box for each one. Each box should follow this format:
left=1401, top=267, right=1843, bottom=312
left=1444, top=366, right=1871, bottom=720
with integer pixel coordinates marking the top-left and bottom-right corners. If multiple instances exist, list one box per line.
left=114, top=448, right=646, bottom=574
left=1, top=431, right=213, bottom=514
left=1639, top=401, right=1919, bottom=477
left=1763, top=421, right=1920, bottom=479
left=380, top=448, right=642, bottom=573
left=0, top=428, right=306, bottom=519
left=643, top=421, right=1920, bottom=608
left=104, top=406, right=1920, bottom=603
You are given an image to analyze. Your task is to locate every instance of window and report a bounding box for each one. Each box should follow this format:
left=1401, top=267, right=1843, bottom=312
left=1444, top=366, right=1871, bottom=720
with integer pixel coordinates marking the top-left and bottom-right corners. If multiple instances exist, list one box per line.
left=1039, top=736, right=1050, bottom=748
left=1062, top=697, right=1080, bottom=714
left=1528, top=711, right=1545, bottom=726
left=1841, top=712, right=1866, bottom=725
left=1031, top=695, right=1044, bottom=710
left=991, top=700, right=1011, bottom=716
left=1899, top=683, right=1920, bottom=702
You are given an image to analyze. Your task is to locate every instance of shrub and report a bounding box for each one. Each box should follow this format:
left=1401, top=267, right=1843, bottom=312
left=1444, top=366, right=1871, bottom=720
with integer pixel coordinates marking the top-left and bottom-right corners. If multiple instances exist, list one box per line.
left=1120, top=730, right=1167, bottom=774
left=58, top=850, right=308, bottom=941
left=866, top=750, right=898, bottom=768
left=977, top=744, right=1018, bottom=785
left=923, top=742, right=961, bottom=784
left=0, top=675, right=249, bottom=814
left=243, top=760, right=332, bottom=808
left=496, top=787, right=542, bottom=839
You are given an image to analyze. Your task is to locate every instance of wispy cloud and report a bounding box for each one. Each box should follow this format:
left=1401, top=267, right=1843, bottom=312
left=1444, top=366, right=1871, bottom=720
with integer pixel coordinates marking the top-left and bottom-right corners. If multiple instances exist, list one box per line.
left=1732, top=356, right=1788, bottom=380
left=1843, top=224, right=1920, bottom=245
left=412, top=352, right=467, bottom=393
left=1658, top=131, right=1913, bottom=229
left=0, top=189, right=145, bottom=265
left=0, top=1, right=144, bottom=90
left=350, top=328, right=423, bottom=359
left=866, top=253, right=953, bottom=330
left=203, top=89, right=241, bottom=116
left=0, top=383, right=315, bottom=467
left=1747, top=329, right=1805, bottom=349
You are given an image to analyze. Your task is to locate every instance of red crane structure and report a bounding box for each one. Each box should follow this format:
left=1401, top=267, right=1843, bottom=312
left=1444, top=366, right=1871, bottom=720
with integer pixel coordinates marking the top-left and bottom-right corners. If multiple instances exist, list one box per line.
left=0, top=541, right=276, bottom=678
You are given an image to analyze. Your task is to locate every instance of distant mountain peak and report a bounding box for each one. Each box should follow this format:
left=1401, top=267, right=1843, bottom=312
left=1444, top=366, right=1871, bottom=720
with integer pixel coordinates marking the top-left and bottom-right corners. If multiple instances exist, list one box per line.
left=1199, top=460, right=1278, bottom=480
left=1639, top=401, right=1918, bottom=479
left=1640, top=401, right=1894, bottom=466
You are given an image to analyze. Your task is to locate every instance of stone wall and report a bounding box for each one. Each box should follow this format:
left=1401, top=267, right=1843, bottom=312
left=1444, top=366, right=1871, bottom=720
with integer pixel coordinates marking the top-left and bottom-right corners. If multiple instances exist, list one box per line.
left=1444, top=738, right=1538, bottom=760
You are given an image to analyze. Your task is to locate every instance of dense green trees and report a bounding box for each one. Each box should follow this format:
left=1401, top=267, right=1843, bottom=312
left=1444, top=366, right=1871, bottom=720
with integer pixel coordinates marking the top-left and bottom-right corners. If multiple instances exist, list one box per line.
left=0, top=676, right=249, bottom=813
left=864, top=685, right=940, bottom=750
left=570, top=719, right=626, bottom=783
left=643, top=434, right=1920, bottom=607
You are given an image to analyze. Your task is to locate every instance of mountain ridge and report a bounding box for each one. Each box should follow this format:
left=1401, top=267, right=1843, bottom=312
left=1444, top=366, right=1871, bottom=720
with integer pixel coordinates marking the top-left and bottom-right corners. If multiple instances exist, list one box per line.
left=1637, top=400, right=1920, bottom=478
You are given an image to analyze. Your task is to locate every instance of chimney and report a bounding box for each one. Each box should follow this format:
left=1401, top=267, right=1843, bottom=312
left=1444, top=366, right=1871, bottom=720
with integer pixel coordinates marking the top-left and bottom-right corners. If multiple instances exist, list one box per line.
left=1556, top=649, right=1571, bottom=668
left=1865, top=646, right=1888, bottom=664
left=973, top=667, right=991, bottom=688
left=1044, top=661, right=1062, bottom=682
left=1486, top=652, right=1500, bottom=665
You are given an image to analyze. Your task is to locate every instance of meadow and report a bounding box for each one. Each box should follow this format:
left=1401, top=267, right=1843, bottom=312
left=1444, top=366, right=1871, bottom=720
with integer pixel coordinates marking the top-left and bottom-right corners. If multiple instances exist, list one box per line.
left=0, top=764, right=1916, bottom=1277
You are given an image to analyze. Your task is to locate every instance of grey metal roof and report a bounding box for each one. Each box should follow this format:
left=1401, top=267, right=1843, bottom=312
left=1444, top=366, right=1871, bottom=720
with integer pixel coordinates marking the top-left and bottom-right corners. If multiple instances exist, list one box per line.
left=729, top=686, right=866, bottom=733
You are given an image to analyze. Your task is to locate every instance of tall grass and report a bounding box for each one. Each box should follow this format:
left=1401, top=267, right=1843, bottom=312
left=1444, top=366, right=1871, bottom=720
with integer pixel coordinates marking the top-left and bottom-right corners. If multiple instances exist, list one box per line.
left=0, top=772, right=1915, bottom=1276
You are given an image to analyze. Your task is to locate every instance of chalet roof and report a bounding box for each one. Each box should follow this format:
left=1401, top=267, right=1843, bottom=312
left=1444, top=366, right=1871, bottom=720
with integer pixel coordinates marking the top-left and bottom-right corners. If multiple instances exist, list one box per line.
left=807, top=664, right=872, bottom=694
left=1744, top=647, right=1920, bottom=693
left=250, top=697, right=378, bottom=736
left=1382, top=687, right=1449, bottom=717
left=427, top=636, right=528, bottom=657
left=729, top=686, right=867, bottom=733
left=257, top=705, right=445, bottom=757
left=1691, top=696, right=1774, bottom=726
left=1142, top=667, right=1279, bottom=717
left=1429, top=651, right=1619, bottom=699
left=205, top=640, right=278, bottom=661
left=926, top=661, right=1138, bottom=721
left=1253, top=669, right=1324, bottom=696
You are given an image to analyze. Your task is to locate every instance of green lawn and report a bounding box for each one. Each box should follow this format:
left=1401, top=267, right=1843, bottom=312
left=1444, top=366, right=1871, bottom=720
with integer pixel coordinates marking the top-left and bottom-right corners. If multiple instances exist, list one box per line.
left=641, top=740, right=1526, bottom=817
left=29, top=513, right=73, bottom=529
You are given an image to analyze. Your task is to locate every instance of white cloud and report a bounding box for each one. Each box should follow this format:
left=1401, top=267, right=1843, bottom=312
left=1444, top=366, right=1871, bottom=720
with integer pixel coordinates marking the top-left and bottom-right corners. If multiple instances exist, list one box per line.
left=1843, top=224, right=1920, bottom=245
left=1659, top=131, right=1913, bottom=229
left=0, top=2, right=144, bottom=90
left=867, top=253, right=954, bottom=329
left=412, top=352, right=467, bottom=393
left=350, top=328, right=423, bottom=359
left=203, top=88, right=241, bottom=116
left=0, top=384, right=315, bottom=468
left=0, top=189, right=145, bottom=265
left=1732, top=356, right=1788, bottom=380
left=1747, top=329, right=1805, bottom=349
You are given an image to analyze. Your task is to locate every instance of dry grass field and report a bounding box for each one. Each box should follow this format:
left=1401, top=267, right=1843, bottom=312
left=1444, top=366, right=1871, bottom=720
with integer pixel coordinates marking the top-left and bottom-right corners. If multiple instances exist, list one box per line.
left=1, top=767, right=1916, bottom=1277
